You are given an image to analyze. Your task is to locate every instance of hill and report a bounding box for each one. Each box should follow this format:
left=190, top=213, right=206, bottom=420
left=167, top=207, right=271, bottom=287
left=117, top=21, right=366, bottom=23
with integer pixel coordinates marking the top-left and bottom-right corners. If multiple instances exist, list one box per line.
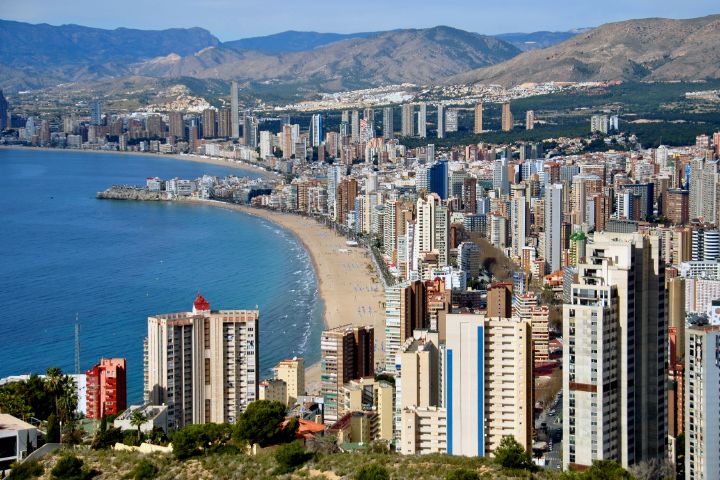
left=451, top=15, right=720, bottom=86
left=495, top=29, right=589, bottom=51
left=223, top=30, right=380, bottom=53
left=129, top=26, right=521, bottom=91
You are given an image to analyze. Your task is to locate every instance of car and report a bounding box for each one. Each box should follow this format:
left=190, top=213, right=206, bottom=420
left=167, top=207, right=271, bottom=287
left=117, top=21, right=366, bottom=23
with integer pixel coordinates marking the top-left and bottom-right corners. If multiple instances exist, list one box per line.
left=549, top=409, right=556, bottom=416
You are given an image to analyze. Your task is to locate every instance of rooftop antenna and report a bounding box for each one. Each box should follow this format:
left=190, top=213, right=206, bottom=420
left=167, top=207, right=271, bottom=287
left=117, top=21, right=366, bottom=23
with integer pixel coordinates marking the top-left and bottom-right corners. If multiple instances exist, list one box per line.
left=75, top=313, right=80, bottom=375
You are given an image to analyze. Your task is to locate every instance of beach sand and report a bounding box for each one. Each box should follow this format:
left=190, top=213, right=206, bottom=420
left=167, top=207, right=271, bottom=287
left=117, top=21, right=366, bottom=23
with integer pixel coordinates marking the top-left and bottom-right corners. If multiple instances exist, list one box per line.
left=195, top=201, right=386, bottom=394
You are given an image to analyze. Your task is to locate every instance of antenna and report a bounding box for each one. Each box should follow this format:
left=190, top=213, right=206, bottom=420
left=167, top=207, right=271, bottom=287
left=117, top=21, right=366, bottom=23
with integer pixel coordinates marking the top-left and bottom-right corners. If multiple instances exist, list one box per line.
left=75, top=313, right=80, bottom=375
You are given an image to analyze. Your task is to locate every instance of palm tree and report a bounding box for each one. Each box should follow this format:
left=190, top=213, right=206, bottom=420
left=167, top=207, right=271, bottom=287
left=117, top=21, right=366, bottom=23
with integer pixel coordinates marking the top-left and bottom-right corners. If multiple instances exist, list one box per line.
left=45, top=367, right=63, bottom=416
left=130, top=410, right=146, bottom=442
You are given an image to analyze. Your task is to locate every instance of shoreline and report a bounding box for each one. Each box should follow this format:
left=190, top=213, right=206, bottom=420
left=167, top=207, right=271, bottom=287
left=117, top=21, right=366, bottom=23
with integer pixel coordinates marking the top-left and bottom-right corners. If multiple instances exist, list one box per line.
left=0, top=145, right=278, bottom=181
left=178, top=199, right=386, bottom=392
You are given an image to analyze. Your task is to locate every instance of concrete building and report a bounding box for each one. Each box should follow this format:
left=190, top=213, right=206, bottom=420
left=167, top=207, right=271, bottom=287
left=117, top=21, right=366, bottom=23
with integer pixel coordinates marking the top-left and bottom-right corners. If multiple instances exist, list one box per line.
left=0, top=414, right=38, bottom=470
left=114, top=405, right=169, bottom=434
left=525, top=110, right=535, bottom=130
left=436, top=104, right=445, bottom=139
left=445, top=313, right=533, bottom=457
left=341, top=377, right=394, bottom=442
left=383, top=106, right=394, bottom=139
left=417, top=103, right=427, bottom=138
left=545, top=184, right=564, bottom=273
left=230, top=81, right=240, bottom=139
left=685, top=325, right=720, bottom=480
left=562, top=232, right=667, bottom=470
left=487, top=282, right=512, bottom=318
left=259, top=379, right=287, bottom=403
left=501, top=102, right=513, bottom=131
left=144, top=294, right=259, bottom=428
left=275, top=357, right=304, bottom=406
left=320, top=325, right=374, bottom=424
left=85, top=358, right=127, bottom=420
left=474, top=103, right=483, bottom=134
left=401, top=104, right=414, bottom=137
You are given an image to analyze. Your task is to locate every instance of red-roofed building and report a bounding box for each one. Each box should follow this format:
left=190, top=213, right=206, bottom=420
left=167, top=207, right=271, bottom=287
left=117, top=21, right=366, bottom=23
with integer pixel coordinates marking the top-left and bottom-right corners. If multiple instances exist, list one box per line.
left=193, top=293, right=210, bottom=313
left=85, top=358, right=127, bottom=420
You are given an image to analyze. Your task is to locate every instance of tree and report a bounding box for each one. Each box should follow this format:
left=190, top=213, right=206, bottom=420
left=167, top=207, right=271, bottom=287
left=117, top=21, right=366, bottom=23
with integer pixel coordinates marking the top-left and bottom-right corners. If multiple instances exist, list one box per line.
left=355, top=464, right=390, bottom=480
left=274, top=441, right=313, bottom=474
left=50, top=453, right=91, bottom=480
left=579, top=460, right=633, bottom=479
left=130, top=410, right=146, bottom=442
left=129, top=459, right=159, bottom=480
left=171, top=423, right=234, bottom=460
left=446, top=469, right=479, bottom=480
left=493, top=436, right=533, bottom=470
left=233, top=400, right=289, bottom=447
left=46, top=414, right=60, bottom=443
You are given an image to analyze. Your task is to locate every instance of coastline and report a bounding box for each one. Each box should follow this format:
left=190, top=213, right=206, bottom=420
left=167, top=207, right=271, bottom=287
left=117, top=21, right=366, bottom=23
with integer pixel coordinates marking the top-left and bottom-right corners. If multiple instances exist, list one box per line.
left=183, top=200, right=386, bottom=392
left=0, top=145, right=278, bottom=181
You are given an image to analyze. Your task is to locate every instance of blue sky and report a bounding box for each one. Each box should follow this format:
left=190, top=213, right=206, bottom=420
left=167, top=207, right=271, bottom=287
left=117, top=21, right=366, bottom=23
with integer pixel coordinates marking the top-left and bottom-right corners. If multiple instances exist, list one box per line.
left=3, top=0, right=719, bottom=40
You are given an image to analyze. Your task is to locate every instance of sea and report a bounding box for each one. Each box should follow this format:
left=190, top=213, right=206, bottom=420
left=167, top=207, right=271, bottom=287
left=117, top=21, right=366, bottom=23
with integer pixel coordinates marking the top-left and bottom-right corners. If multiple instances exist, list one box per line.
left=0, top=148, right=323, bottom=402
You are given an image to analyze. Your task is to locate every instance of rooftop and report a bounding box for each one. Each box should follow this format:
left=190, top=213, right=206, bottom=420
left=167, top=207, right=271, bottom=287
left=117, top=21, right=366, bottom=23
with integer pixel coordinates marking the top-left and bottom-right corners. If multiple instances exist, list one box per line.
left=0, top=413, right=35, bottom=431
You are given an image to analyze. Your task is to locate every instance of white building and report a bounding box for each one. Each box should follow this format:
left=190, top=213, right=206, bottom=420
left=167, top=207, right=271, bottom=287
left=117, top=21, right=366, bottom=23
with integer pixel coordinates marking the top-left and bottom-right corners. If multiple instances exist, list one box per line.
left=544, top=184, right=563, bottom=273
left=0, top=414, right=38, bottom=470
left=685, top=325, right=720, bottom=480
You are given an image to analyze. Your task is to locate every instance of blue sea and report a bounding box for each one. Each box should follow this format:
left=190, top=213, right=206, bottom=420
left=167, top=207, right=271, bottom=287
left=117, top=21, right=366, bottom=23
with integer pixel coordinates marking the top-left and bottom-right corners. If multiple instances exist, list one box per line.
left=0, top=149, right=323, bottom=402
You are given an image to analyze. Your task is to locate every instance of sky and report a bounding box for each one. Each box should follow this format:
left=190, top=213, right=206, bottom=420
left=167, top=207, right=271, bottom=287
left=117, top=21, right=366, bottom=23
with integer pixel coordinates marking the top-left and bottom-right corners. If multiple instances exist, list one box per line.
left=3, top=0, right=719, bottom=40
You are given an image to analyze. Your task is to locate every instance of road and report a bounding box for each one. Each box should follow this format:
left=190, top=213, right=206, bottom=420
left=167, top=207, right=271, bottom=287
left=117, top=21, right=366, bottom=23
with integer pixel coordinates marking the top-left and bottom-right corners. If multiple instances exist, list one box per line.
left=535, top=391, right=563, bottom=471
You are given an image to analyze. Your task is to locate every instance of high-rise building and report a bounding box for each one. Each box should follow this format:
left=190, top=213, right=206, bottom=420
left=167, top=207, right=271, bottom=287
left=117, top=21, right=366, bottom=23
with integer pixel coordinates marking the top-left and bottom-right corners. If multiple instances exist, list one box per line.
left=311, top=113, right=324, bottom=147
left=436, top=104, right=445, bottom=139
left=563, top=232, right=667, bottom=470
left=382, top=106, right=394, bottom=139
left=511, top=196, right=528, bottom=259
left=685, top=324, right=720, bottom=480
left=689, top=158, right=719, bottom=224
left=429, top=160, right=449, bottom=199
left=474, top=103, right=483, bottom=134
left=217, top=108, right=231, bottom=138
left=525, top=110, right=534, bottom=130
left=446, top=313, right=533, bottom=456
left=274, top=358, right=304, bottom=406
left=445, top=109, right=458, bottom=133
left=493, top=158, right=509, bottom=195
left=146, top=114, right=164, bottom=138
left=0, top=90, right=8, bottom=130
left=85, top=358, right=127, bottom=420
left=90, top=99, right=102, bottom=126
left=259, top=130, right=272, bottom=158
left=501, top=102, right=513, bottom=131
left=415, top=193, right=449, bottom=268
left=664, top=188, right=689, bottom=225
left=401, top=104, right=415, bottom=137
left=202, top=109, right=216, bottom=138
left=168, top=111, right=184, bottom=140
left=417, top=103, right=427, bottom=138
left=243, top=113, right=257, bottom=148
left=336, top=177, right=358, bottom=226
left=545, top=184, right=563, bottom=273
left=463, top=177, right=477, bottom=214
left=230, top=81, right=240, bottom=139
left=145, top=294, right=259, bottom=428
left=320, top=325, right=374, bottom=424
left=351, top=110, right=360, bottom=144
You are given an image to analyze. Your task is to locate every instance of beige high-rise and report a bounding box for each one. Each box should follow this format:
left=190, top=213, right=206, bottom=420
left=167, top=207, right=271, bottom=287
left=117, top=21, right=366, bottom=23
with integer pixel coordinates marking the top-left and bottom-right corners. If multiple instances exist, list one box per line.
left=275, top=358, right=305, bottom=406
left=474, top=103, right=484, bottom=134
left=144, top=294, right=259, bottom=429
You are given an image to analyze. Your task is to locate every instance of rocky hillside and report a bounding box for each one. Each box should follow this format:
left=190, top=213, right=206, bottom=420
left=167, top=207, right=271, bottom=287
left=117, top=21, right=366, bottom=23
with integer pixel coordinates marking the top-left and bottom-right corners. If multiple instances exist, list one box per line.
left=451, top=15, right=720, bottom=86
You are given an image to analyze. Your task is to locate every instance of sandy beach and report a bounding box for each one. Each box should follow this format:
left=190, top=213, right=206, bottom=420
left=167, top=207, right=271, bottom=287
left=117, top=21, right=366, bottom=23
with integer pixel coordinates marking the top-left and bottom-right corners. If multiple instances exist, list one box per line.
left=194, top=201, right=386, bottom=393
left=0, top=145, right=278, bottom=180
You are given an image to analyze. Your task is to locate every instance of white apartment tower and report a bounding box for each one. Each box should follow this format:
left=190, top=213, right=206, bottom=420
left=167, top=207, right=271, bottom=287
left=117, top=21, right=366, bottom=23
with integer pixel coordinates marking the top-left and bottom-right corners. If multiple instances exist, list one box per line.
left=563, top=232, right=667, bottom=470
left=545, top=183, right=563, bottom=273
left=145, top=294, right=259, bottom=429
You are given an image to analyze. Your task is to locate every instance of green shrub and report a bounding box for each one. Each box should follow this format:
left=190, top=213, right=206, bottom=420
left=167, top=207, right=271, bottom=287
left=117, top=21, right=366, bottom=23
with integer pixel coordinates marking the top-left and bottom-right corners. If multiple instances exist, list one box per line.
left=274, top=441, right=313, bottom=474
left=8, top=460, right=44, bottom=479
left=446, top=468, right=479, bottom=480
left=493, top=436, right=533, bottom=471
left=234, top=400, right=290, bottom=447
left=50, top=453, right=91, bottom=480
left=355, top=464, right=390, bottom=480
left=129, top=459, right=159, bottom=480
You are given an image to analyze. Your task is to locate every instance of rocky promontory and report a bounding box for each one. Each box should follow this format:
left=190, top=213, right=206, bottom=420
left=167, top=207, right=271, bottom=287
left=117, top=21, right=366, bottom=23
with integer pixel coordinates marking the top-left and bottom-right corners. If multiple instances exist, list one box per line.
left=96, top=186, right=167, bottom=201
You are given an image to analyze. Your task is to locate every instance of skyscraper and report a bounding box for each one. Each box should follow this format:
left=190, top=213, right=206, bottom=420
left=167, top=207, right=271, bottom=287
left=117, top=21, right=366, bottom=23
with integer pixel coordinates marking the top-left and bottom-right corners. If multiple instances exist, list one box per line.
left=685, top=325, right=720, bottom=480
left=501, top=102, right=513, bottom=131
left=401, top=104, right=415, bottom=137
left=0, top=90, right=8, bottom=130
left=474, top=103, right=483, bottom=134
left=437, top=104, right=445, bottom=139
left=525, top=110, right=534, bottom=130
left=445, top=109, right=458, bottom=133
left=563, top=232, right=667, bottom=470
left=90, top=100, right=102, bottom=126
left=429, top=160, right=449, bottom=200
left=230, top=81, right=240, bottom=139
left=320, top=325, right=374, bottom=424
left=417, top=103, right=427, bottom=138
left=311, top=113, right=324, bottom=147
left=168, top=111, right=185, bottom=140
left=446, top=313, right=533, bottom=456
left=202, top=109, right=216, bottom=138
left=243, top=113, right=257, bottom=148
left=544, top=184, right=563, bottom=273
left=145, top=294, right=259, bottom=428
left=383, top=106, right=394, bottom=139
left=217, top=108, right=231, bottom=138
left=351, top=110, right=360, bottom=143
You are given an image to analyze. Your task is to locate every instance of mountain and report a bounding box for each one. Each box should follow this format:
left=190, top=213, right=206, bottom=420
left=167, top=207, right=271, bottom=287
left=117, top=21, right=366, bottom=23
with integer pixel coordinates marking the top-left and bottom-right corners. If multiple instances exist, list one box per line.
left=129, top=26, right=521, bottom=91
left=0, top=19, right=219, bottom=67
left=223, top=30, right=379, bottom=53
left=494, top=29, right=590, bottom=51
left=450, top=15, right=720, bottom=86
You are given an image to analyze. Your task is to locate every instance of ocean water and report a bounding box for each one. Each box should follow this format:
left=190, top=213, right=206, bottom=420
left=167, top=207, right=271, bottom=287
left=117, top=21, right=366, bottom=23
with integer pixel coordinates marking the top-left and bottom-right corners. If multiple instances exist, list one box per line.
left=0, top=149, right=323, bottom=402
